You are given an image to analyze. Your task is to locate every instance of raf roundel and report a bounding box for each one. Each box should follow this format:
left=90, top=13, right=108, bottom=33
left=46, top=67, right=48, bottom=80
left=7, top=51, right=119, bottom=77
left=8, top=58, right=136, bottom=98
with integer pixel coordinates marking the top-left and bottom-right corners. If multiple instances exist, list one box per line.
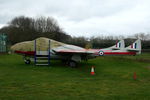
left=99, top=50, right=104, bottom=56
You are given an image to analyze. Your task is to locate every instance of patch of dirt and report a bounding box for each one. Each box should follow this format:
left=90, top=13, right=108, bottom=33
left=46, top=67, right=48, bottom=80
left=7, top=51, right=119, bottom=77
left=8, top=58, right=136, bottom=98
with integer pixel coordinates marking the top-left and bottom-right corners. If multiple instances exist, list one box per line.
left=137, top=58, right=150, bottom=63
left=146, top=66, right=150, bottom=70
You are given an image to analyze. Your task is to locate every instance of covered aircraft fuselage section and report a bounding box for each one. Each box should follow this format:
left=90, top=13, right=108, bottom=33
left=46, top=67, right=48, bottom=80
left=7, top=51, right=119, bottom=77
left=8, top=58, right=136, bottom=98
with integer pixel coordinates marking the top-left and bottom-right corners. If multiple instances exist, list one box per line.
left=11, top=37, right=93, bottom=62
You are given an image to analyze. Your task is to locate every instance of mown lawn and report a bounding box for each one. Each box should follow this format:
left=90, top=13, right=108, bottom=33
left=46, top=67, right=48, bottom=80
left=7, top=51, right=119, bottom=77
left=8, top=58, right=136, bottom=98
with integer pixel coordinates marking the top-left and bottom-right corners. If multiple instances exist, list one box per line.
left=0, top=53, right=150, bottom=100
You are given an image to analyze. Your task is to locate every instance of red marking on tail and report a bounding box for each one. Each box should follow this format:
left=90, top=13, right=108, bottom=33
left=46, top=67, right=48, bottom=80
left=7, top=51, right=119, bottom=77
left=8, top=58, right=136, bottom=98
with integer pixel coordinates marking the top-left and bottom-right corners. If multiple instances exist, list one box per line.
left=131, top=44, right=133, bottom=48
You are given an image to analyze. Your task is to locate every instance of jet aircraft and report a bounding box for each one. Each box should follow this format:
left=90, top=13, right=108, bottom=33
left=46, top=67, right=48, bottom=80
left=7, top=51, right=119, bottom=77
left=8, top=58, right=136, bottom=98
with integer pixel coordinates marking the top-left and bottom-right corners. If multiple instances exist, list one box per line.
left=11, top=37, right=141, bottom=67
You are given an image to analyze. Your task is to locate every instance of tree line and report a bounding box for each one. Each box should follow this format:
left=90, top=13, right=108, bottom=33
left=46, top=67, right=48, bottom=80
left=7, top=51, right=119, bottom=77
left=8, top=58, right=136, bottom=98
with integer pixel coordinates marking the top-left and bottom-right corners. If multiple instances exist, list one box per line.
left=0, top=16, right=150, bottom=51
left=0, top=16, right=71, bottom=44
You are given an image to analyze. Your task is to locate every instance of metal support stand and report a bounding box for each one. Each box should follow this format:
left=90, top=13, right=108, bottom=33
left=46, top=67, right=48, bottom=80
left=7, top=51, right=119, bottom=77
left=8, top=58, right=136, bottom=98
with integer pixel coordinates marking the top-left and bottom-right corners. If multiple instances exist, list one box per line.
left=34, top=39, right=51, bottom=66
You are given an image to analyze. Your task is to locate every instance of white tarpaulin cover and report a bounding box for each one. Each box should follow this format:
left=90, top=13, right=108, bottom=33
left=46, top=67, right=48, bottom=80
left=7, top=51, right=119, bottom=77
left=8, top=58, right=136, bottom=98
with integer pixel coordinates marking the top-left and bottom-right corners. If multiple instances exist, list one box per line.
left=11, top=37, right=65, bottom=51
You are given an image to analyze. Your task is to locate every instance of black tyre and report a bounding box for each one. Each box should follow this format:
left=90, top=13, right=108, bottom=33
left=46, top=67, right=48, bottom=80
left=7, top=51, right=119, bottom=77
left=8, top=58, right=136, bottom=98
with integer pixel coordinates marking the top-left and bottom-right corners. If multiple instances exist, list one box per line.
left=69, top=61, right=77, bottom=68
left=25, top=59, right=31, bottom=64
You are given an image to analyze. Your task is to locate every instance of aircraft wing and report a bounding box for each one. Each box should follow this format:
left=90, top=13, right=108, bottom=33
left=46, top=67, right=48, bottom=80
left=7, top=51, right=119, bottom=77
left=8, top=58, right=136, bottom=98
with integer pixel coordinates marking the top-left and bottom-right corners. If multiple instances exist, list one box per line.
left=53, top=49, right=94, bottom=54
left=52, top=44, right=94, bottom=54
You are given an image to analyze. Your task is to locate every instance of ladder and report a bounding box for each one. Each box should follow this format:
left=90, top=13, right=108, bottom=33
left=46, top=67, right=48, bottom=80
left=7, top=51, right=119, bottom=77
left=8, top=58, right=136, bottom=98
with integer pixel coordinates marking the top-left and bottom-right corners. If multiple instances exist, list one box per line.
left=34, top=39, right=50, bottom=66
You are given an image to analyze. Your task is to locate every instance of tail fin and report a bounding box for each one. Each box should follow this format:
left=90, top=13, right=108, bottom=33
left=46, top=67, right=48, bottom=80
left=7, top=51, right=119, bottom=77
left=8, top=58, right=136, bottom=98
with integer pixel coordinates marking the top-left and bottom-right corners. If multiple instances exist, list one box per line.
left=126, top=39, right=141, bottom=54
left=110, top=40, right=125, bottom=50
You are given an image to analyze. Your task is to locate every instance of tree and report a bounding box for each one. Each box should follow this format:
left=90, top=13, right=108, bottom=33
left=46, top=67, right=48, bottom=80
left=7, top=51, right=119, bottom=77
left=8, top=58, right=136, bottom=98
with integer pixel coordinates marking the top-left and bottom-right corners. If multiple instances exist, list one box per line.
left=33, top=16, right=61, bottom=33
left=134, top=33, right=150, bottom=41
left=0, top=16, right=71, bottom=44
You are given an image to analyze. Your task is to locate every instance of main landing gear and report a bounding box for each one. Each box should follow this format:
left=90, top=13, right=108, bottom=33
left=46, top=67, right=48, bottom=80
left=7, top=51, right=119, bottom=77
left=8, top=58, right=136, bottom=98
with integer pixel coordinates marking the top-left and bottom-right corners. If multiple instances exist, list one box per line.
left=62, top=60, right=77, bottom=68
left=69, top=60, right=77, bottom=68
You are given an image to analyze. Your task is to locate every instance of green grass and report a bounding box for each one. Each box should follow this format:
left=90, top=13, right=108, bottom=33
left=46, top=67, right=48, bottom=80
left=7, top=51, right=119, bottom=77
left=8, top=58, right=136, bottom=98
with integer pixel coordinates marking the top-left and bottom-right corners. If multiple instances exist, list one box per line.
left=0, top=54, right=150, bottom=100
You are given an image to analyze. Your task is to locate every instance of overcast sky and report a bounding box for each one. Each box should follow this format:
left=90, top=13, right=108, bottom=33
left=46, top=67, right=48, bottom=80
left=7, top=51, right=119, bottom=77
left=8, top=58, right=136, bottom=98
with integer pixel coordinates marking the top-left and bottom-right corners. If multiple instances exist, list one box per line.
left=0, top=0, right=150, bottom=37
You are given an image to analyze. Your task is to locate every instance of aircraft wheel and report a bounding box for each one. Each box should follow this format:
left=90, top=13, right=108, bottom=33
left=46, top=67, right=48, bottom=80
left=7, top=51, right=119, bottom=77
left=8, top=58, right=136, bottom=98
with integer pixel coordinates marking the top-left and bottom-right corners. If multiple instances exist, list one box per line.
left=69, top=61, right=77, bottom=68
left=25, top=59, right=31, bottom=64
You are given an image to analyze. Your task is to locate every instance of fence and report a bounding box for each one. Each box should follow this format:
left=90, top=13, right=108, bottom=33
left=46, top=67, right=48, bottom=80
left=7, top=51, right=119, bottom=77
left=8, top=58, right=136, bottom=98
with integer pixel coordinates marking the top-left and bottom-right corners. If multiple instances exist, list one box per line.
left=0, top=33, right=7, bottom=53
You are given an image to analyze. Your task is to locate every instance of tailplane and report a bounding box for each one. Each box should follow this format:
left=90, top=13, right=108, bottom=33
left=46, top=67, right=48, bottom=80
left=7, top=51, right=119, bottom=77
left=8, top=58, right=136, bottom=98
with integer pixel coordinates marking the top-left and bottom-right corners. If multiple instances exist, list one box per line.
left=110, top=40, right=125, bottom=50
left=125, top=39, right=141, bottom=54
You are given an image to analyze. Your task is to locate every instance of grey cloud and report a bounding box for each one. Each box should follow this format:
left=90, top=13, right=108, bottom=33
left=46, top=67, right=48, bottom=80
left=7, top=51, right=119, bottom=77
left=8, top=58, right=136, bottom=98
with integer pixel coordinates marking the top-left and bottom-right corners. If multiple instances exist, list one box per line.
left=0, top=0, right=150, bottom=37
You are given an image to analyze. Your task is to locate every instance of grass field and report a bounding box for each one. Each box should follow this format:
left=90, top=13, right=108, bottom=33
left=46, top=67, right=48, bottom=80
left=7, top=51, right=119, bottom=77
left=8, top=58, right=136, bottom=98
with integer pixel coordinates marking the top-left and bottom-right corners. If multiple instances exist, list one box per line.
left=0, top=53, right=150, bottom=100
